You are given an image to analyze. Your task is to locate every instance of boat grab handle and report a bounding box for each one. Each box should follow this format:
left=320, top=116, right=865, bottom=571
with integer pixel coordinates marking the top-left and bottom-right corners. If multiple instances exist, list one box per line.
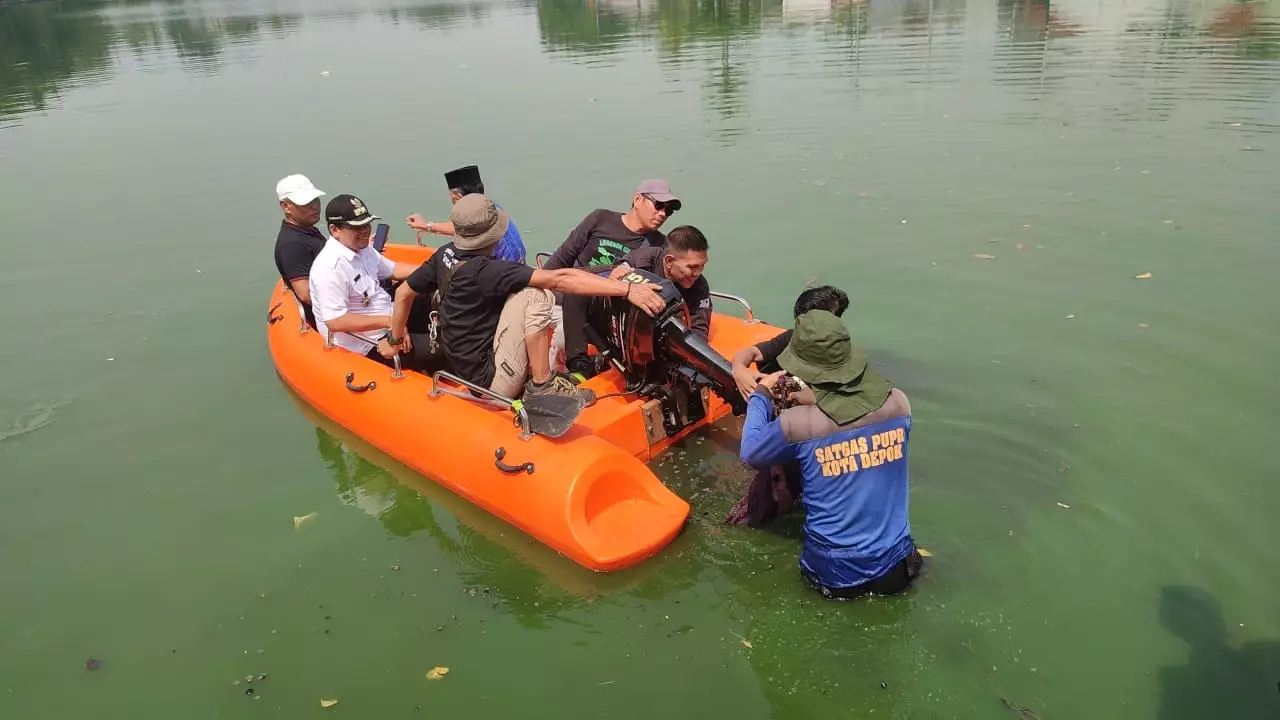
left=708, top=291, right=757, bottom=323
left=267, top=302, right=284, bottom=325
left=494, top=447, right=535, bottom=475
left=344, top=372, right=376, bottom=393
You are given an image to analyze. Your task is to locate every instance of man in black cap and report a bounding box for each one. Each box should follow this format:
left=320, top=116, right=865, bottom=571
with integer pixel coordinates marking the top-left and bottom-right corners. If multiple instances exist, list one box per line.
left=406, top=165, right=527, bottom=264
left=386, top=194, right=668, bottom=402
left=308, top=193, right=435, bottom=368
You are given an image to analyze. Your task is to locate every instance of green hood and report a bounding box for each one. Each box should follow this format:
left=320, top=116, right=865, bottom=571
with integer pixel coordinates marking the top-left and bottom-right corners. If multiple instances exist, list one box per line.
left=777, top=310, right=891, bottom=425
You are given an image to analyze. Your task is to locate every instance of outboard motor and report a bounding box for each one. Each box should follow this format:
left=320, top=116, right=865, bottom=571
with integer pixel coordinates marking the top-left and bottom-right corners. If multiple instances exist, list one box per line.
left=584, top=269, right=747, bottom=437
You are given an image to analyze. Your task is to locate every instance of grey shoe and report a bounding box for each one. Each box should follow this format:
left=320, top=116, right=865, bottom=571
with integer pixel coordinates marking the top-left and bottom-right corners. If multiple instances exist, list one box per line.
left=525, top=373, right=596, bottom=406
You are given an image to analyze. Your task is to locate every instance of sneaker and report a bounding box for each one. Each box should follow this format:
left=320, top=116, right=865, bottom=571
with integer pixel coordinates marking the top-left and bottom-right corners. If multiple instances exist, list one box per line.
left=526, top=373, right=596, bottom=406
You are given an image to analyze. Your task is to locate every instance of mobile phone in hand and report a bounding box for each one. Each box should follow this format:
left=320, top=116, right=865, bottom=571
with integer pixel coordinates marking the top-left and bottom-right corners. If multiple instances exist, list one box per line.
left=373, top=223, right=390, bottom=252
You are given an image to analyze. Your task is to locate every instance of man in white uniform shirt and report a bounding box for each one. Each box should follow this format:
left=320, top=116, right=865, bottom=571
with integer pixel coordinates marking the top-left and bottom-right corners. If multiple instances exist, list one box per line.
left=309, top=193, right=430, bottom=367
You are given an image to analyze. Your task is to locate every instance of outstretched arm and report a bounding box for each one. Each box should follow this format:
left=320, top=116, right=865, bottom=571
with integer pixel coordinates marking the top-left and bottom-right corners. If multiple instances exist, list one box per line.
left=740, top=377, right=791, bottom=468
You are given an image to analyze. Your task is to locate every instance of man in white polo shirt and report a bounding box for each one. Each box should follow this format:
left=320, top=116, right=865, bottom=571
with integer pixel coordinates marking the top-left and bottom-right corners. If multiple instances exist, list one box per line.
left=309, top=193, right=433, bottom=367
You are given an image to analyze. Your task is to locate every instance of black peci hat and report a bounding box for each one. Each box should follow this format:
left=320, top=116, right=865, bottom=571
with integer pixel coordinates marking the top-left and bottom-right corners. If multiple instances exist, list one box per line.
left=444, top=165, right=483, bottom=191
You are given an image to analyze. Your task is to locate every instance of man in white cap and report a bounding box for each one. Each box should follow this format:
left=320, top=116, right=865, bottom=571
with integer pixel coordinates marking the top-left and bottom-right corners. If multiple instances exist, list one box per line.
left=273, top=174, right=327, bottom=328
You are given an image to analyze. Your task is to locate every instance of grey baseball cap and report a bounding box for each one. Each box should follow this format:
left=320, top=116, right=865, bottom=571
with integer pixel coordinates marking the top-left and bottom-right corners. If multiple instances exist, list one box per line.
left=635, top=179, right=680, bottom=205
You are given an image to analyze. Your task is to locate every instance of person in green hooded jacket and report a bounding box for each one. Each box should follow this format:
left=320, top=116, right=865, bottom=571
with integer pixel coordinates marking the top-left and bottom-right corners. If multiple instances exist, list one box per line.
left=738, top=310, right=922, bottom=600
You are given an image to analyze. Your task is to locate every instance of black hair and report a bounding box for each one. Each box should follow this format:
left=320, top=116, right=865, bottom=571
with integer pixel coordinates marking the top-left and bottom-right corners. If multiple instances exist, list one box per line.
left=794, top=285, right=849, bottom=318
left=450, top=181, right=485, bottom=197
left=664, top=225, right=709, bottom=254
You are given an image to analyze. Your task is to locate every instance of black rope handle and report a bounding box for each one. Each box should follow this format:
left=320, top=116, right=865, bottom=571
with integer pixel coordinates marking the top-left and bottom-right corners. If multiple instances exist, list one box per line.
left=344, top=372, right=376, bottom=393
left=494, top=447, right=534, bottom=475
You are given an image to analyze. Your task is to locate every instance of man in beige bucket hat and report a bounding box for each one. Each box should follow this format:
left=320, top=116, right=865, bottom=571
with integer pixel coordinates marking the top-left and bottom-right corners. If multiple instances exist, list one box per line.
left=386, top=195, right=668, bottom=402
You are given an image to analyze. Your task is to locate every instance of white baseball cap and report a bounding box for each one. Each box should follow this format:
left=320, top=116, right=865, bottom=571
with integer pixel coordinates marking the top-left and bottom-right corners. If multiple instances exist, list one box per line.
left=276, top=174, right=325, bottom=205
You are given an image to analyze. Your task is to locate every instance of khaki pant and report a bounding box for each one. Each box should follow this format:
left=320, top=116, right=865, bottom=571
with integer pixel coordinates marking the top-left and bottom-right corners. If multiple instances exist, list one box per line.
left=489, top=287, right=555, bottom=398
left=549, top=304, right=566, bottom=372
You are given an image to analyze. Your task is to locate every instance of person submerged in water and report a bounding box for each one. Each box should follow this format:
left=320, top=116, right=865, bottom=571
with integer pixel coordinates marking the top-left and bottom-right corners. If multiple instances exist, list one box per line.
left=739, top=310, right=922, bottom=600
left=731, top=285, right=849, bottom=399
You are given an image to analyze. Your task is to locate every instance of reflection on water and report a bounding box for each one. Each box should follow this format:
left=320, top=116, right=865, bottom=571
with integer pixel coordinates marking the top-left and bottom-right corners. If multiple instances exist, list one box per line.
left=4, top=0, right=1277, bottom=130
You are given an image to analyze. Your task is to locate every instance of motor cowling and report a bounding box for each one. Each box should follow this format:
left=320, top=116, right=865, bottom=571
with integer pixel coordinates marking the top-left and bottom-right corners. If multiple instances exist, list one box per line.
left=589, top=269, right=747, bottom=436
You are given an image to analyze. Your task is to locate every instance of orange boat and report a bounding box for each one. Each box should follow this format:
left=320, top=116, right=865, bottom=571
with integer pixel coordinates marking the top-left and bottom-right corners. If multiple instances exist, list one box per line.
left=268, top=244, right=781, bottom=572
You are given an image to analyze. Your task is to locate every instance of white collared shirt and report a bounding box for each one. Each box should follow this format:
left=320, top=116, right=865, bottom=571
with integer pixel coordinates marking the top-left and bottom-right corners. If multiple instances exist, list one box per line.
left=308, top=236, right=396, bottom=355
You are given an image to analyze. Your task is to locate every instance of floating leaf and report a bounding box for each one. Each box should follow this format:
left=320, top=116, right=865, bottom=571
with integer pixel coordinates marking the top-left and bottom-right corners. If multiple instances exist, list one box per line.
left=973, top=254, right=997, bottom=260
left=1135, top=272, right=1153, bottom=280
left=426, top=666, right=450, bottom=680
left=320, top=699, right=339, bottom=708
left=293, top=512, right=317, bottom=529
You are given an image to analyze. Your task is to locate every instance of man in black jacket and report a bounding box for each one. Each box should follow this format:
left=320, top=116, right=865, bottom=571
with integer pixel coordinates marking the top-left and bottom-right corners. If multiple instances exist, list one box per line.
left=562, top=225, right=712, bottom=380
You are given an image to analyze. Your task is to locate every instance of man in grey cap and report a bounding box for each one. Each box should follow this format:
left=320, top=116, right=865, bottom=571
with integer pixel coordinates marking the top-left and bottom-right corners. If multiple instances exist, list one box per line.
left=386, top=195, right=668, bottom=402
left=542, top=179, right=681, bottom=372
left=542, top=179, right=680, bottom=271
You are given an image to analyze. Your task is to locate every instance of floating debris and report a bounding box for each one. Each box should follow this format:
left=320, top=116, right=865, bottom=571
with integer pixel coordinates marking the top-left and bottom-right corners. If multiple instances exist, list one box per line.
left=293, top=512, right=317, bottom=529
left=85, top=657, right=101, bottom=671
left=1014, top=243, right=1025, bottom=251
left=918, top=548, right=933, bottom=558
left=1001, top=697, right=1042, bottom=720
left=426, top=666, right=450, bottom=681
left=320, top=698, right=339, bottom=708
left=1138, top=323, right=1150, bottom=329
left=1064, top=314, right=1075, bottom=320
left=729, top=631, right=753, bottom=649
left=1135, top=272, right=1153, bottom=280
left=1056, top=502, right=1071, bottom=509
left=973, top=254, right=997, bottom=260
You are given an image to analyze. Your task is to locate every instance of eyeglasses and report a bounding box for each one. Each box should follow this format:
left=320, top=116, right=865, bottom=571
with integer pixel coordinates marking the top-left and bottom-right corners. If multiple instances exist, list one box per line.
left=643, top=194, right=679, bottom=215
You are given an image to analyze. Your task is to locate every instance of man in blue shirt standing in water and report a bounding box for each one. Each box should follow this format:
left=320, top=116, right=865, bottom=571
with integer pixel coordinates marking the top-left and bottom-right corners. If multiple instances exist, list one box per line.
left=739, top=310, right=922, bottom=600
left=407, top=165, right=527, bottom=264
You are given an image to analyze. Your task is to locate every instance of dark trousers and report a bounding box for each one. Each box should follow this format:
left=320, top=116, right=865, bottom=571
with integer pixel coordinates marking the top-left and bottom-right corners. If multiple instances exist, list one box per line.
left=801, top=548, right=924, bottom=601
left=561, top=292, right=593, bottom=366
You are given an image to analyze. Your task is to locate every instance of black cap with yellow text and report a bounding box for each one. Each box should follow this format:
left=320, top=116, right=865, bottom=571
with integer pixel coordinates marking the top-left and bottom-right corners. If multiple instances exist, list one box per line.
left=325, top=193, right=380, bottom=227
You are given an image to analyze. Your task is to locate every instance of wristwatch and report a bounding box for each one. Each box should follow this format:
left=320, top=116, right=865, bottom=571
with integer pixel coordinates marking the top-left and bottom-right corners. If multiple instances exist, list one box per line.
left=425, top=222, right=434, bottom=233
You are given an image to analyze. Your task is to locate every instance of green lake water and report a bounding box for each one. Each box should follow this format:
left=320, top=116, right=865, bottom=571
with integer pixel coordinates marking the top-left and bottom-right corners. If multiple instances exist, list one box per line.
left=2, top=0, right=1278, bottom=717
